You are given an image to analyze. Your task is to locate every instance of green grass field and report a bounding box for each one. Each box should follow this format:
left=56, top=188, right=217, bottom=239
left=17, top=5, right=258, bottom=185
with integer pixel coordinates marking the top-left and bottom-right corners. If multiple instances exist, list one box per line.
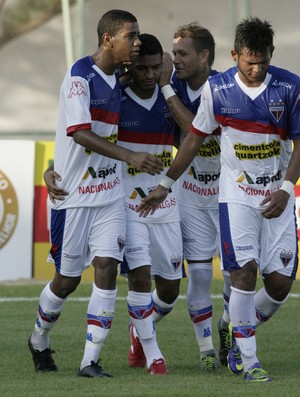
left=1, top=278, right=300, bottom=397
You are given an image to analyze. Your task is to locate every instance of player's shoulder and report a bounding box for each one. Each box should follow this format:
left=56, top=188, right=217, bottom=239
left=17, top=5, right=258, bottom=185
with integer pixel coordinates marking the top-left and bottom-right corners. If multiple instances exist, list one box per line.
left=268, top=65, right=300, bottom=86
left=69, top=56, right=93, bottom=79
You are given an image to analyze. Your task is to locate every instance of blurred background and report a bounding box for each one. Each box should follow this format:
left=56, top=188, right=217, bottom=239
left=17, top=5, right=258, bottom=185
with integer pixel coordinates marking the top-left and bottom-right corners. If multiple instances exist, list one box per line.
left=0, top=0, right=299, bottom=281
left=0, top=0, right=299, bottom=136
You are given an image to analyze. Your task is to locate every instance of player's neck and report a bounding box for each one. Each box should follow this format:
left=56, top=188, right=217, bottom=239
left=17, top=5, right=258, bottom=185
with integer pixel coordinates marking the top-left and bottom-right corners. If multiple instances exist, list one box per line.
left=187, top=68, right=211, bottom=90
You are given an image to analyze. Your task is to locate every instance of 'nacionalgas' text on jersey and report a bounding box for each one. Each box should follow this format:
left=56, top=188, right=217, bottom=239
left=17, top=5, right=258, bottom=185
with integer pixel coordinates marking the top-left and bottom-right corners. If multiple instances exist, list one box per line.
left=171, top=70, right=221, bottom=209
left=51, top=56, right=124, bottom=209
left=191, top=65, right=300, bottom=208
left=117, top=84, right=180, bottom=223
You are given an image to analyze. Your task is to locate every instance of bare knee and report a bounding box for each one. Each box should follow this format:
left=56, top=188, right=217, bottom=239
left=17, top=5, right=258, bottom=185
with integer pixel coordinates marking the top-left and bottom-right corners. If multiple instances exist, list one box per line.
left=51, top=272, right=81, bottom=299
left=127, top=266, right=151, bottom=292
left=264, top=272, right=293, bottom=301
left=155, top=276, right=180, bottom=304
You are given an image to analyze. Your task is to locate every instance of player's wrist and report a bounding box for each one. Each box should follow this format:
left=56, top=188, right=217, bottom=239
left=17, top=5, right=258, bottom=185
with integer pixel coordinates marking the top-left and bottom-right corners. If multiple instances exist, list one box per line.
left=280, top=180, right=294, bottom=196
left=159, top=175, right=176, bottom=190
left=161, top=84, right=176, bottom=101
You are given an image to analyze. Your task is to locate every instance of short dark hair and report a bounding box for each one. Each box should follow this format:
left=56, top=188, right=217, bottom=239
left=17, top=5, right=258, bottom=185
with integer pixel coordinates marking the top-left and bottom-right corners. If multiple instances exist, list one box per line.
left=234, top=17, right=275, bottom=56
left=97, top=9, right=137, bottom=45
left=138, top=33, right=163, bottom=57
left=174, top=22, right=215, bottom=66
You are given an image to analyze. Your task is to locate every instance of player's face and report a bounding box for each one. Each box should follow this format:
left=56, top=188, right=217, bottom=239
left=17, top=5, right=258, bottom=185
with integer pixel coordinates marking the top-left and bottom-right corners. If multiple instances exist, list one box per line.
left=172, top=36, right=206, bottom=81
left=130, top=54, right=162, bottom=95
left=110, top=22, right=141, bottom=63
left=232, top=48, right=272, bottom=87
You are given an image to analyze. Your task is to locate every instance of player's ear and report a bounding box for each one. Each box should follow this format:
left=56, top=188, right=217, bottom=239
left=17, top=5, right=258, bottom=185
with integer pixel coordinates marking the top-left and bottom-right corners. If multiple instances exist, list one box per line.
left=102, top=32, right=114, bottom=48
left=231, top=50, right=238, bottom=62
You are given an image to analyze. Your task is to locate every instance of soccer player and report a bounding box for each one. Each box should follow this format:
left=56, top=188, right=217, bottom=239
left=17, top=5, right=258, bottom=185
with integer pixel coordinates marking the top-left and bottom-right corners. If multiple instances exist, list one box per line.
left=158, top=22, right=231, bottom=369
left=138, top=17, right=300, bottom=382
left=42, top=33, right=183, bottom=376
left=118, top=33, right=183, bottom=376
left=28, top=9, right=163, bottom=378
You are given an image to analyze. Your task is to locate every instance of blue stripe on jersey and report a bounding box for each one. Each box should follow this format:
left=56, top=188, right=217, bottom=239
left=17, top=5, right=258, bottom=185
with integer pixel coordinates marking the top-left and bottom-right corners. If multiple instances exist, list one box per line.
left=49, top=208, right=66, bottom=273
left=118, top=87, right=176, bottom=146
left=219, top=203, right=240, bottom=271
left=291, top=204, right=299, bottom=279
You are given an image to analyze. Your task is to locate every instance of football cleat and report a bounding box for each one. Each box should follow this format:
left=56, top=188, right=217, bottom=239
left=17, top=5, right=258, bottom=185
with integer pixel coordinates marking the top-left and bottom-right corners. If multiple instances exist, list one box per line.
left=200, top=349, right=218, bottom=370
left=244, top=363, right=272, bottom=382
left=128, top=323, right=146, bottom=368
left=217, top=318, right=231, bottom=366
left=77, top=360, right=112, bottom=378
left=28, top=336, right=57, bottom=372
left=147, top=358, right=168, bottom=375
left=227, top=343, right=244, bottom=375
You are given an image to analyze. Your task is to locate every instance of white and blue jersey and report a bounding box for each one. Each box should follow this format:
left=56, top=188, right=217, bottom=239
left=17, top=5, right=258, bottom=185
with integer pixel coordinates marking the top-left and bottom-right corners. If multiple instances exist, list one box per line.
left=192, top=65, right=300, bottom=208
left=117, top=84, right=180, bottom=223
left=51, top=56, right=124, bottom=209
left=171, top=70, right=221, bottom=209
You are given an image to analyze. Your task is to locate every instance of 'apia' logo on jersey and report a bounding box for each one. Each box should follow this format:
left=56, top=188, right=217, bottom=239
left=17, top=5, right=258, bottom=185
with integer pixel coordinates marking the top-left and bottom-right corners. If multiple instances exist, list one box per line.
left=188, top=166, right=220, bottom=184
left=82, top=164, right=117, bottom=180
left=269, top=99, right=284, bottom=122
left=0, top=171, right=18, bottom=250
left=236, top=170, right=282, bottom=186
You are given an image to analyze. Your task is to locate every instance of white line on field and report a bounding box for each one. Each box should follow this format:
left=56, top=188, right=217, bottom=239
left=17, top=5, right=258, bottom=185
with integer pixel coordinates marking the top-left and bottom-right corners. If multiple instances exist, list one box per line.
left=1, top=293, right=300, bottom=303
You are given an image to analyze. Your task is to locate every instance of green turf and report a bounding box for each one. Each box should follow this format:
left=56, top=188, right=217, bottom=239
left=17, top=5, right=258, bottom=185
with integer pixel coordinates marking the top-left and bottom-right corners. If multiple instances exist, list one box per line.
left=1, top=278, right=300, bottom=397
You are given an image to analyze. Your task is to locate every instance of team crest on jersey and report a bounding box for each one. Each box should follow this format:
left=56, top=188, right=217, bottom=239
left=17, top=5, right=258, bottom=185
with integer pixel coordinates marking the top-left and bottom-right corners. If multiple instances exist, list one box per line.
left=280, top=249, right=293, bottom=267
left=118, top=235, right=126, bottom=252
left=171, top=254, right=182, bottom=271
left=269, top=100, right=284, bottom=122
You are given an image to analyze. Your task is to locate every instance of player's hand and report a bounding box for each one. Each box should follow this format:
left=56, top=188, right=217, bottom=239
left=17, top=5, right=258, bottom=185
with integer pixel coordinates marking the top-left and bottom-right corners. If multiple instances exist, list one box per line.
left=44, top=169, right=69, bottom=204
left=137, top=185, right=169, bottom=217
left=260, top=189, right=289, bottom=218
left=159, top=52, right=173, bottom=87
left=128, top=152, right=164, bottom=175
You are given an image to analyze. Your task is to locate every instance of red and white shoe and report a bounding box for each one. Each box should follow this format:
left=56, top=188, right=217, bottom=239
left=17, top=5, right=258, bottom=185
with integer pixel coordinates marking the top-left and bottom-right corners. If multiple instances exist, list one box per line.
left=147, top=358, right=168, bottom=375
left=128, top=323, right=146, bottom=368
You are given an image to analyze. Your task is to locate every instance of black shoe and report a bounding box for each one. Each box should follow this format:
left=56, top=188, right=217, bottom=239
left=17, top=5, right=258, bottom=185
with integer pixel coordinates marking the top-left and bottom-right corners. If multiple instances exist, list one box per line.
left=28, top=337, right=58, bottom=372
left=217, top=318, right=231, bottom=367
left=77, top=361, right=112, bottom=378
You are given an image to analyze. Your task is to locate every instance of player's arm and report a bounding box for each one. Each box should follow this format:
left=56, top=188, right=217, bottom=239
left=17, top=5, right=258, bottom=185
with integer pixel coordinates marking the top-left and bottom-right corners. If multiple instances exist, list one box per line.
left=260, top=137, right=300, bottom=218
left=72, top=129, right=163, bottom=175
left=159, top=52, right=194, bottom=135
left=137, top=129, right=206, bottom=217
left=43, top=162, right=69, bottom=204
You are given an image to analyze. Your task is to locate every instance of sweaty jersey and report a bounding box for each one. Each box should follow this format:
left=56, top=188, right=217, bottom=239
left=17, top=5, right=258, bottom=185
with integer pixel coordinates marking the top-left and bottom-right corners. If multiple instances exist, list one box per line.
left=50, top=56, right=124, bottom=209
left=117, top=84, right=180, bottom=223
left=171, top=70, right=221, bottom=209
left=191, top=65, right=300, bottom=208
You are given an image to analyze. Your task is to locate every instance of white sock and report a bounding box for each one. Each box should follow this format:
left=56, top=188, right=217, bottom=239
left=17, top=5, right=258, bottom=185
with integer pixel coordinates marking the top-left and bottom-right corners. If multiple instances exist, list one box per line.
left=31, top=281, right=65, bottom=351
left=80, top=284, right=117, bottom=369
left=187, top=263, right=214, bottom=353
left=127, top=290, right=163, bottom=367
left=254, top=286, right=287, bottom=327
left=220, top=270, right=231, bottom=327
left=151, top=289, right=177, bottom=323
left=229, top=286, right=258, bottom=370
